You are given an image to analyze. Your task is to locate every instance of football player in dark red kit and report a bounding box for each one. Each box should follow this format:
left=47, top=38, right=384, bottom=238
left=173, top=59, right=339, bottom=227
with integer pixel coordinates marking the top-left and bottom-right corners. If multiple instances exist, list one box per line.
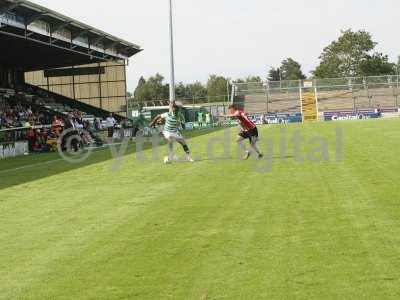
left=221, top=104, right=263, bottom=160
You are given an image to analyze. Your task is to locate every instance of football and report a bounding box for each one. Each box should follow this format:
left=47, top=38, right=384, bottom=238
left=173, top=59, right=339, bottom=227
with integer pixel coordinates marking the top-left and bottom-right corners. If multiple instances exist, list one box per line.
left=163, top=156, right=172, bottom=164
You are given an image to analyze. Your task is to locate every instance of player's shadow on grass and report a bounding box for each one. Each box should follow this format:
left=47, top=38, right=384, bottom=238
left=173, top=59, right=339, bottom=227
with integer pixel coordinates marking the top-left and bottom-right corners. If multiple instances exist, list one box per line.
left=0, top=128, right=222, bottom=190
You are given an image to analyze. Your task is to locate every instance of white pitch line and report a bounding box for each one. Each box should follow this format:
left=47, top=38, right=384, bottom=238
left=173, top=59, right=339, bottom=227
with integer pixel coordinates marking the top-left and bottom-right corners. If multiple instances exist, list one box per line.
left=0, top=143, right=125, bottom=174
left=0, top=158, right=65, bottom=174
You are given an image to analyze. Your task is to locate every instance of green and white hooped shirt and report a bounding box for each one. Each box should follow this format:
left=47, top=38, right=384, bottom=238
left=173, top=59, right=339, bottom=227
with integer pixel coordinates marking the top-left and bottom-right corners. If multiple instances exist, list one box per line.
left=161, top=112, right=179, bottom=133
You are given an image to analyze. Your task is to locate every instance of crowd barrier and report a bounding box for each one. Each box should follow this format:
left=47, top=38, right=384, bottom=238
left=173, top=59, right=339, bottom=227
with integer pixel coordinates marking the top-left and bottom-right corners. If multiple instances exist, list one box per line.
left=0, top=124, right=140, bottom=160
left=0, top=126, right=45, bottom=159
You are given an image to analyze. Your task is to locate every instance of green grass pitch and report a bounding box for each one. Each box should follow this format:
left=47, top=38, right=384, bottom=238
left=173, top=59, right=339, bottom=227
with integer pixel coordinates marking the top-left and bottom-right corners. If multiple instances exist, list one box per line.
left=1, top=119, right=400, bottom=299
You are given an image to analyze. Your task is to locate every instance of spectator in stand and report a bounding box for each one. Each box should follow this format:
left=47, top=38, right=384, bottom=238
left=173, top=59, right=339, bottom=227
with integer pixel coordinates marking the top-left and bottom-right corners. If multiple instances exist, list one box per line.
left=0, top=97, right=39, bottom=129
left=74, top=117, right=84, bottom=131
left=26, top=127, right=35, bottom=151
left=105, top=113, right=117, bottom=143
left=1, top=91, right=109, bottom=151
left=51, top=116, right=63, bottom=137
left=46, top=129, right=59, bottom=152
left=121, top=118, right=131, bottom=139
left=80, top=121, right=94, bottom=146
left=32, top=129, right=46, bottom=152
left=94, top=118, right=102, bottom=131
left=0, top=114, right=5, bottom=129
left=376, top=104, right=383, bottom=117
left=62, top=114, right=79, bottom=152
left=23, top=119, right=31, bottom=128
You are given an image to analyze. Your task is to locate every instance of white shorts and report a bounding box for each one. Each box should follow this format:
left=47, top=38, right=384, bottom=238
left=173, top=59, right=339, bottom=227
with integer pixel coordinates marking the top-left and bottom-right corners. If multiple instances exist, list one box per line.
left=163, top=131, right=184, bottom=141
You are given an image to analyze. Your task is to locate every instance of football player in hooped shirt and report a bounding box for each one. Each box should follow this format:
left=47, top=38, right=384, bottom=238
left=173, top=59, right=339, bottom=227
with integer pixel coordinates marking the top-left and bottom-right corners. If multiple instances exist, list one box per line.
left=150, top=101, right=194, bottom=164
left=221, top=104, right=263, bottom=160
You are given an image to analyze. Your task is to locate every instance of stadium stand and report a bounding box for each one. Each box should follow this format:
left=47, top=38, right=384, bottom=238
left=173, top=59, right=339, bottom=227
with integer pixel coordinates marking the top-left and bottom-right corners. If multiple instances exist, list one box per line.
left=0, top=88, right=61, bottom=128
left=0, top=0, right=141, bottom=118
left=0, top=0, right=142, bottom=157
left=0, top=88, right=105, bottom=151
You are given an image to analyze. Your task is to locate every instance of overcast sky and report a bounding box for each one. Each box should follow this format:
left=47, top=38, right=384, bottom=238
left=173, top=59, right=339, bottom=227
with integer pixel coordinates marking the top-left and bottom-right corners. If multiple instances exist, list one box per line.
left=34, top=0, right=399, bottom=91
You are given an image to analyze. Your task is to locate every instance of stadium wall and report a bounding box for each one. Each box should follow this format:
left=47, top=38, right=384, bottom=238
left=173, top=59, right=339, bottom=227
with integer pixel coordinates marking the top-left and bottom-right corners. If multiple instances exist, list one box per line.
left=24, top=61, right=128, bottom=116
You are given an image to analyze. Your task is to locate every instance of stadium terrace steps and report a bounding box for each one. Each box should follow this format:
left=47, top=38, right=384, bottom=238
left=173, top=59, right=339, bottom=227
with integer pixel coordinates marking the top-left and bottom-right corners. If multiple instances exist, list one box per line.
left=244, top=94, right=301, bottom=115
left=239, top=83, right=400, bottom=119
left=317, top=88, right=399, bottom=111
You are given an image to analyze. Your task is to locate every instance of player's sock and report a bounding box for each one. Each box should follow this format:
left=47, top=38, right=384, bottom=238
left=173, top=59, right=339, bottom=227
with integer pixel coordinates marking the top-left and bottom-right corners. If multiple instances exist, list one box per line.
left=168, top=142, right=174, bottom=160
left=182, top=144, right=190, bottom=154
left=237, top=139, right=247, bottom=159
left=250, top=143, right=261, bottom=156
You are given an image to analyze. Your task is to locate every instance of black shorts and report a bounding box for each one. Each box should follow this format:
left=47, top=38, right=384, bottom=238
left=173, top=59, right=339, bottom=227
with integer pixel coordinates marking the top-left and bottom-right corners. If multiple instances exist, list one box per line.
left=239, top=127, right=258, bottom=142
left=107, top=127, right=114, bottom=138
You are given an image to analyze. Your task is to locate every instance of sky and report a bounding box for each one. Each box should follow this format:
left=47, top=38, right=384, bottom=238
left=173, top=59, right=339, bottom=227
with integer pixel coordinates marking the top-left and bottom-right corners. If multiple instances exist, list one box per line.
left=33, top=0, right=400, bottom=91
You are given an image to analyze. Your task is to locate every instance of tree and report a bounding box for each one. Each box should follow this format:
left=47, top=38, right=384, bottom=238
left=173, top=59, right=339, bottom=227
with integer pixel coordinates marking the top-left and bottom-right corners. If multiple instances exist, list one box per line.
left=206, top=75, right=229, bottom=102
left=133, top=76, right=150, bottom=102
left=246, top=75, right=262, bottom=82
left=134, top=75, right=210, bottom=103
left=267, top=58, right=305, bottom=81
left=268, top=68, right=281, bottom=81
left=170, top=81, right=208, bottom=102
left=280, top=58, right=306, bottom=80
left=395, top=56, right=400, bottom=75
left=146, top=73, right=168, bottom=100
left=187, top=81, right=207, bottom=101
left=133, top=74, right=169, bottom=102
left=175, top=82, right=188, bottom=100
left=312, top=29, right=390, bottom=78
left=236, top=76, right=263, bottom=83
left=359, top=53, right=395, bottom=76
